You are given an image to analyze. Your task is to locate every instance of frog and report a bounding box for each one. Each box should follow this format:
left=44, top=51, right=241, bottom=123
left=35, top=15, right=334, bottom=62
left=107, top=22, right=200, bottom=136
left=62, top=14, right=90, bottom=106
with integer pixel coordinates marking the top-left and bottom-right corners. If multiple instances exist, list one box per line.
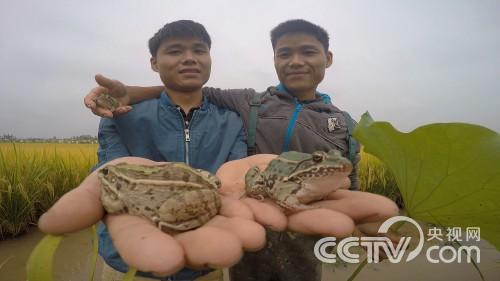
left=98, top=162, right=222, bottom=232
left=244, top=150, right=352, bottom=212
left=95, top=93, right=120, bottom=112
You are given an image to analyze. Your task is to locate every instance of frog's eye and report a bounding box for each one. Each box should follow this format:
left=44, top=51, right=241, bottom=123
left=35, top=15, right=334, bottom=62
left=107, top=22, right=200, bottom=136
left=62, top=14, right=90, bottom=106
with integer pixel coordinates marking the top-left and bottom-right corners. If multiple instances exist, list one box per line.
left=312, top=152, right=323, bottom=162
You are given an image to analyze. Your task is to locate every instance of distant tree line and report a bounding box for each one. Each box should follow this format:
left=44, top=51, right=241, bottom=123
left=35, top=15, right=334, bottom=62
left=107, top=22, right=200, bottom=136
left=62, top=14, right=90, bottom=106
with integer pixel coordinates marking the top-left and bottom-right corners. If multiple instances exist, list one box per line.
left=0, top=134, right=98, bottom=144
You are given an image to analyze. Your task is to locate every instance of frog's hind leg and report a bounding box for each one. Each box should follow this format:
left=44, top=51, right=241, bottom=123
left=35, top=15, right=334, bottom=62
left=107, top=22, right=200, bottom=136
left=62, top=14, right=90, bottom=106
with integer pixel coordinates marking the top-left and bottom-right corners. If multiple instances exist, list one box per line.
left=99, top=181, right=126, bottom=214
left=244, top=166, right=267, bottom=200
left=156, top=219, right=203, bottom=233
left=277, top=199, right=316, bottom=213
left=272, top=181, right=316, bottom=213
left=157, top=190, right=221, bottom=232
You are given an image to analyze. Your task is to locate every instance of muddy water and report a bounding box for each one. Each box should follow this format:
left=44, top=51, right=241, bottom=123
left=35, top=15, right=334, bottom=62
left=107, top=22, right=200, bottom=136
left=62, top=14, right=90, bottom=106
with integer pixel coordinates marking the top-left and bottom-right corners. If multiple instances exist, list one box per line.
left=0, top=227, right=102, bottom=281
left=1, top=227, right=499, bottom=281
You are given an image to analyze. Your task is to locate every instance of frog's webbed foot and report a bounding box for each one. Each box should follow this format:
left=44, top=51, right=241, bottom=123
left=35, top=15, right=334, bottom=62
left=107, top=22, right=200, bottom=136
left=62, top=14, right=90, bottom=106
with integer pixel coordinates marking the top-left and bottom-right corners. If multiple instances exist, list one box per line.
left=155, top=218, right=202, bottom=232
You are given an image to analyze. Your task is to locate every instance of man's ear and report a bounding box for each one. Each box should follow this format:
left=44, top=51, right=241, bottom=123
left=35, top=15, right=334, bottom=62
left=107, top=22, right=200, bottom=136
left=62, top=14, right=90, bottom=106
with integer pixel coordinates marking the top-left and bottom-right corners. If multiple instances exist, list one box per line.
left=326, top=51, right=333, bottom=68
left=150, top=57, right=159, bottom=72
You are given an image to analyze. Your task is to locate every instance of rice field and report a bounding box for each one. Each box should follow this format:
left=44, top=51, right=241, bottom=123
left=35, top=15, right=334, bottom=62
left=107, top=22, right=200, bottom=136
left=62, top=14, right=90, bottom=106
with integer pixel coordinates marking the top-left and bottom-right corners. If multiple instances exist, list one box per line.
left=0, top=143, right=401, bottom=239
left=0, top=143, right=97, bottom=239
left=357, top=149, right=403, bottom=207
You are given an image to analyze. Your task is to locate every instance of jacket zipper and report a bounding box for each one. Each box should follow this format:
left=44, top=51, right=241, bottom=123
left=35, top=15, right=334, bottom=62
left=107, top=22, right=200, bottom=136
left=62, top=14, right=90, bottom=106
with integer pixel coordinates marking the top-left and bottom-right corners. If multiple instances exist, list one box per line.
left=184, top=128, right=190, bottom=164
left=177, top=107, right=197, bottom=165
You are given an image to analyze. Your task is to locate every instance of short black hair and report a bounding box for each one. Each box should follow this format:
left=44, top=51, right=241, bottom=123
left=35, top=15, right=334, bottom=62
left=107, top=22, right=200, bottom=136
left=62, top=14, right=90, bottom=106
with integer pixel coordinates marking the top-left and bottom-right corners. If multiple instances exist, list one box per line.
left=148, top=20, right=211, bottom=57
left=270, top=19, right=329, bottom=52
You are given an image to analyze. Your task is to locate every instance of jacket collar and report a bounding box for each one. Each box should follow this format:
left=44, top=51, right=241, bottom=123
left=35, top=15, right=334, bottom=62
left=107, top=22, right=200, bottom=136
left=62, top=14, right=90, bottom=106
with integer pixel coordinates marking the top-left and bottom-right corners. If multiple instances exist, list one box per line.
left=274, top=83, right=331, bottom=104
left=159, top=90, right=209, bottom=110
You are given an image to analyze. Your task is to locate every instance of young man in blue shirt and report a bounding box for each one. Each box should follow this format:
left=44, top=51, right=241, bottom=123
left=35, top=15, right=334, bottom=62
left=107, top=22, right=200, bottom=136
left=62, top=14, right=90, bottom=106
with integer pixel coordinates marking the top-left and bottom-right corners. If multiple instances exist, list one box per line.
left=91, top=20, right=249, bottom=281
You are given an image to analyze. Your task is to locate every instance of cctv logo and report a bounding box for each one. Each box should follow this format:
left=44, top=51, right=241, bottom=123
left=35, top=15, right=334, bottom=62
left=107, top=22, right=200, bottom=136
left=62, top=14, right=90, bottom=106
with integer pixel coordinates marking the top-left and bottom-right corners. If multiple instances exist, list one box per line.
left=314, top=216, right=424, bottom=264
left=314, top=216, right=481, bottom=264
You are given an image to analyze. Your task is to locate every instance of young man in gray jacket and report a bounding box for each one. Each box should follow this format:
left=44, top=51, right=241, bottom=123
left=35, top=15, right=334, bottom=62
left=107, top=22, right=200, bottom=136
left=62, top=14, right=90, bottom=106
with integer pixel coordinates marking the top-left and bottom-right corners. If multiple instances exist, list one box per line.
left=85, top=19, right=398, bottom=281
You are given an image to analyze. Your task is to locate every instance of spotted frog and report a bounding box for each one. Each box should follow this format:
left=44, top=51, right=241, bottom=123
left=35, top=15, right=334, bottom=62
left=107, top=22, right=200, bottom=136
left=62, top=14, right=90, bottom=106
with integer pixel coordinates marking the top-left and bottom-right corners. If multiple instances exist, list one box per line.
left=98, top=162, right=221, bottom=232
left=95, top=93, right=120, bottom=112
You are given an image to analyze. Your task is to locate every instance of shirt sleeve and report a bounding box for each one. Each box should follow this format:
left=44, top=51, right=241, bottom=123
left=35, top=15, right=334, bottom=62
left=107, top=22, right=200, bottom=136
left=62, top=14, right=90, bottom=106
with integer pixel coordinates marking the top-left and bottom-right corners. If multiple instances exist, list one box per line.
left=92, top=118, right=131, bottom=171
left=202, top=87, right=257, bottom=119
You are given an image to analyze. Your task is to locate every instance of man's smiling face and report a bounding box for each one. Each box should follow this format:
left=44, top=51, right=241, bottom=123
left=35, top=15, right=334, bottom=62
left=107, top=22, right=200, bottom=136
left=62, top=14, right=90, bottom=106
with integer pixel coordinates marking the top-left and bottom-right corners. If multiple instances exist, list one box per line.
left=151, top=37, right=211, bottom=92
left=273, top=33, right=332, bottom=96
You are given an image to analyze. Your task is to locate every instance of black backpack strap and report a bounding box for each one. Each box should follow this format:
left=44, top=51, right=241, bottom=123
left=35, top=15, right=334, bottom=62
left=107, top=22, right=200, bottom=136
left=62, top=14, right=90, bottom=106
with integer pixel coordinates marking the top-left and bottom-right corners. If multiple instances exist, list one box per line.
left=247, top=93, right=262, bottom=155
left=341, top=111, right=358, bottom=164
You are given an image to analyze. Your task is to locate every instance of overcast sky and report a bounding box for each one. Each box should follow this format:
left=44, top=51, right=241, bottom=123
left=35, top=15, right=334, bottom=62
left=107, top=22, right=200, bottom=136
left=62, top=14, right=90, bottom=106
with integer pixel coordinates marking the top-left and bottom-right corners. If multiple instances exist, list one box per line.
left=1, top=0, right=498, bottom=138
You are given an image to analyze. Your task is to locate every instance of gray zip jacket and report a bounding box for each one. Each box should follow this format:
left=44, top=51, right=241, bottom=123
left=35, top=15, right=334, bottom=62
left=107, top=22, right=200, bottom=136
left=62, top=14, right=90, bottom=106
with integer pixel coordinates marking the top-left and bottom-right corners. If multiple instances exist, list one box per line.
left=202, top=85, right=360, bottom=189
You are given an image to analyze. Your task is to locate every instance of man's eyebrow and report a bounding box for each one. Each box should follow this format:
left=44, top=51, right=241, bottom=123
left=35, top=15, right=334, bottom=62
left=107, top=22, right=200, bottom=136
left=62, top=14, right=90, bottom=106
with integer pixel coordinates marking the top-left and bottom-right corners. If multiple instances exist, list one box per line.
left=164, top=43, right=184, bottom=49
left=192, top=43, right=209, bottom=49
left=275, top=46, right=291, bottom=53
left=300, top=44, right=320, bottom=50
left=276, top=44, right=320, bottom=52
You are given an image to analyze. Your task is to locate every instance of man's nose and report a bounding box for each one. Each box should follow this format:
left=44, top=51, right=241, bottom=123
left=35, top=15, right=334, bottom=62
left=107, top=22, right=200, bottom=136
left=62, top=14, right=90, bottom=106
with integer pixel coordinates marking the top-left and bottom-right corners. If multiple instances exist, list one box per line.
left=289, top=53, right=304, bottom=67
left=181, top=50, right=197, bottom=64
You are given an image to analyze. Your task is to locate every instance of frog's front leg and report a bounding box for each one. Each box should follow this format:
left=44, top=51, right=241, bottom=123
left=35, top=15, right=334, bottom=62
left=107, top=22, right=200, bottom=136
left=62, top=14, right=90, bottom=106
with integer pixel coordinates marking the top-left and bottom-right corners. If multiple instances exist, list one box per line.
left=156, top=190, right=221, bottom=232
left=244, top=166, right=268, bottom=200
left=271, top=181, right=316, bottom=212
left=99, top=180, right=126, bottom=214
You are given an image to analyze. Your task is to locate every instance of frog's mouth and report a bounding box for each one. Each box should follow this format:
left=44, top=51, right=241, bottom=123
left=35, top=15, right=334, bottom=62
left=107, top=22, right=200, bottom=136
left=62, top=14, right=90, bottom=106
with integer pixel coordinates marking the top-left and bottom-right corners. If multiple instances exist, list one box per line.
left=296, top=170, right=352, bottom=203
left=302, top=173, right=348, bottom=190
left=290, top=163, right=353, bottom=179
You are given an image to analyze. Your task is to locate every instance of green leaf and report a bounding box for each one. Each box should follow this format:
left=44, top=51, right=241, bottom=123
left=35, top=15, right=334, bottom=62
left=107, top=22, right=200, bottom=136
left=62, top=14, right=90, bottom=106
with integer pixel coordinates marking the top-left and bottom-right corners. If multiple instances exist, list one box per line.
left=26, top=234, right=64, bottom=281
left=122, top=267, right=137, bottom=281
left=346, top=257, right=367, bottom=281
left=353, top=112, right=500, bottom=250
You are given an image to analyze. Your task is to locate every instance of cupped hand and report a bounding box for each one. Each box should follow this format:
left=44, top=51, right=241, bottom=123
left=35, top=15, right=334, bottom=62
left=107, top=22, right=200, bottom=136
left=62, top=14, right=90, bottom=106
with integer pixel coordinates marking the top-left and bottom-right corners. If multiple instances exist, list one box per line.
left=217, top=154, right=402, bottom=262
left=38, top=154, right=368, bottom=276
left=83, top=74, right=132, bottom=118
left=216, top=154, right=356, bottom=238
left=38, top=157, right=266, bottom=276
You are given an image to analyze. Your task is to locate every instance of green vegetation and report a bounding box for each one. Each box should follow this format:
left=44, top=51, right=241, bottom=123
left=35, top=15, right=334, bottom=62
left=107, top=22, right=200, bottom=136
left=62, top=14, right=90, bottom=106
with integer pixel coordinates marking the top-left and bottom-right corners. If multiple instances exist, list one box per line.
left=0, top=143, right=97, bottom=239
left=354, top=112, right=500, bottom=250
left=357, top=148, right=403, bottom=207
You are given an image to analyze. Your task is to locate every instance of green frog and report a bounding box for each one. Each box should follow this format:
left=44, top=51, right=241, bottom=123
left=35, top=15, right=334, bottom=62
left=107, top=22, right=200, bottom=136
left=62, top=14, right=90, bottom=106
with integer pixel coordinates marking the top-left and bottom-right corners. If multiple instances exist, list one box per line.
left=245, top=149, right=352, bottom=212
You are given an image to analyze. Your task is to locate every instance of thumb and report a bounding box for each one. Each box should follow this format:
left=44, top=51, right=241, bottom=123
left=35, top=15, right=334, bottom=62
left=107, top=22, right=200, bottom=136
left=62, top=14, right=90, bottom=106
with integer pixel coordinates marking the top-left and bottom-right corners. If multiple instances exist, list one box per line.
left=38, top=172, right=104, bottom=234
left=95, top=74, right=119, bottom=90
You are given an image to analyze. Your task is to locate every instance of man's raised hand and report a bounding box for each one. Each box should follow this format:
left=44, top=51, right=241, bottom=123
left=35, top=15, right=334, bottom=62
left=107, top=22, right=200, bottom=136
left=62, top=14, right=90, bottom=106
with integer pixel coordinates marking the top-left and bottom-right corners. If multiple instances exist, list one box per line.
left=84, top=74, right=132, bottom=118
